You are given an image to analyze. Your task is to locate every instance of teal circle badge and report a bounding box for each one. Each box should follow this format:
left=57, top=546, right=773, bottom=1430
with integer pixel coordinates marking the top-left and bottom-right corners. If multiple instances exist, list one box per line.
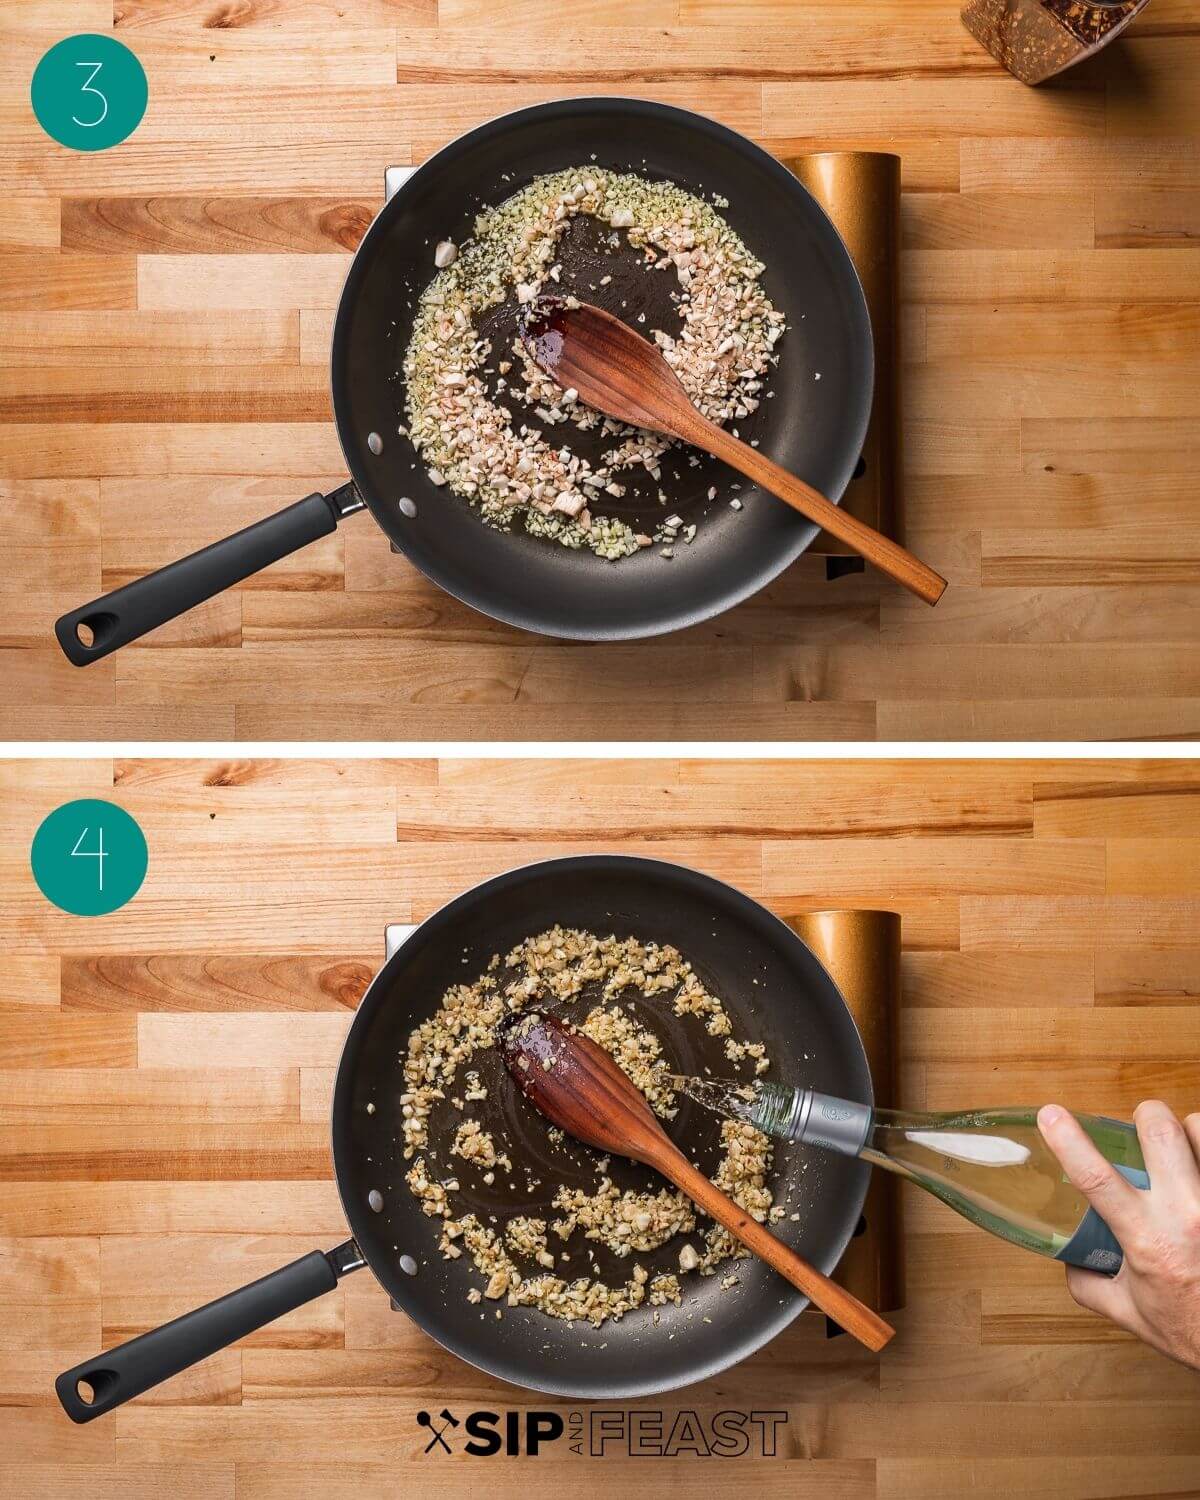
left=31, top=799, right=148, bottom=917
left=31, top=34, right=147, bottom=152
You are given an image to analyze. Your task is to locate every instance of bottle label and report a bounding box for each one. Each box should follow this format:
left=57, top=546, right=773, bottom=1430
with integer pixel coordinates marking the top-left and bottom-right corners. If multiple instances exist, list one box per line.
left=1055, top=1163, right=1149, bottom=1275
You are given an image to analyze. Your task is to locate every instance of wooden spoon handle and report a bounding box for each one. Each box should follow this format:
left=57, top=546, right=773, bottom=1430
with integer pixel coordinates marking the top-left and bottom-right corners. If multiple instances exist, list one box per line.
left=659, top=1151, right=895, bottom=1353
left=697, top=419, right=946, bottom=607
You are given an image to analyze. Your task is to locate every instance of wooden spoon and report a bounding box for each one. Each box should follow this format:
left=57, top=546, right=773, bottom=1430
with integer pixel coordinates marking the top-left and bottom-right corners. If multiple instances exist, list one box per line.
left=500, top=1011, right=895, bottom=1352
left=523, top=299, right=946, bottom=606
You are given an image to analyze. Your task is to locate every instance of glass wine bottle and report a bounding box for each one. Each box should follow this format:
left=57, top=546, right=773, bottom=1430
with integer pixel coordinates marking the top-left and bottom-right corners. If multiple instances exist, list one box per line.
left=675, top=1077, right=1148, bottom=1273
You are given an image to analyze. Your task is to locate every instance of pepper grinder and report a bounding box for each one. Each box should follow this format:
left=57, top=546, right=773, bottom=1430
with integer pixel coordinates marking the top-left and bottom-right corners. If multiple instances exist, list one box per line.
left=962, top=0, right=1151, bottom=84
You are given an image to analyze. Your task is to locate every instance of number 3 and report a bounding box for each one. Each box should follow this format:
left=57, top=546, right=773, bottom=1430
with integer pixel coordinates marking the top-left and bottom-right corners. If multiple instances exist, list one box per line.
left=72, top=61, right=108, bottom=129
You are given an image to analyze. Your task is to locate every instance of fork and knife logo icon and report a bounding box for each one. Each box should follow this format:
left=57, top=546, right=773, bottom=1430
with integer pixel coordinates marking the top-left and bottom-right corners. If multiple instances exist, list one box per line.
left=417, top=1408, right=460, bottom=1454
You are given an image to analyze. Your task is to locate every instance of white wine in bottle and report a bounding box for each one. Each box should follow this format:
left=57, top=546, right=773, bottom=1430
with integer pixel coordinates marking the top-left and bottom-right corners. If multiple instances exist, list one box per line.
left=675, top=1078, right=1148, bottom=1273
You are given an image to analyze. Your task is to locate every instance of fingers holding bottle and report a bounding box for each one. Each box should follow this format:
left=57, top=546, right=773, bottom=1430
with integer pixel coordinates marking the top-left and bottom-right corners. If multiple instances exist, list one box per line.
left=1036, top=1104, right=1142, bottom=1239
left=1132, top=1100, right=1198, bottom=1189
left=1040, top=1101, right=1200, bottom=1371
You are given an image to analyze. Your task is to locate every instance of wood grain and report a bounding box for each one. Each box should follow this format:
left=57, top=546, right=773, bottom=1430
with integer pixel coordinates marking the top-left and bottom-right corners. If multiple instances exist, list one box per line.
left=0, top=256, right=135, bottom=313
left=0, top=756, right=1197, bottom=1494
left=3, top=2, right=1197, bottom=738
left=61, top=197, right=374, bottom=254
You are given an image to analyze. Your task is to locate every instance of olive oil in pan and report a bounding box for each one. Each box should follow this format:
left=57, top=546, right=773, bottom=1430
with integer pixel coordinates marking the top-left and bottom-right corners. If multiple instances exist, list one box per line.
left=672, top=1075, right=1147, bottom=1273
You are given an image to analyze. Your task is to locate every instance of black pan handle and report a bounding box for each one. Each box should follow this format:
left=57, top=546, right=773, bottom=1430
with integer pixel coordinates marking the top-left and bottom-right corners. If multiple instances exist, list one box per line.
left=55, top=482, right=364, bottom=666
left=56, top=1240, right=364, bottom=1423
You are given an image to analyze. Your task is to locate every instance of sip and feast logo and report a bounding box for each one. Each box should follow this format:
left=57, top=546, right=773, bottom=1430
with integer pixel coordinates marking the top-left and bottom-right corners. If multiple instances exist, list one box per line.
left=417, top=1407, right=788, bottom=1458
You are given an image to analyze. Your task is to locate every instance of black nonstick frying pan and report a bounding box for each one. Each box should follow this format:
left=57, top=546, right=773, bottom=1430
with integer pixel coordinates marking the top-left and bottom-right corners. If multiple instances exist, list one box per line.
left=54, top=97, right=872, bottom=664
left=57, top=856, right=871, bottom=1420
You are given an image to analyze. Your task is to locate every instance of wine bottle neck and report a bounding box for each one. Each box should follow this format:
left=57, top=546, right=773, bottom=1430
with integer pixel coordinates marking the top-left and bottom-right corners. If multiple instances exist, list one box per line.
left=791, top=1089, right=874, bottom=1157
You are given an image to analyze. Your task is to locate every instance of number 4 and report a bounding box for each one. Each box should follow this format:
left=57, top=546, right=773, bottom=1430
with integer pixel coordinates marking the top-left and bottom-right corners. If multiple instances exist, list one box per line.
left=71, top=826, right=107, bottom=891
left=72, top=62, right=108, bottom=129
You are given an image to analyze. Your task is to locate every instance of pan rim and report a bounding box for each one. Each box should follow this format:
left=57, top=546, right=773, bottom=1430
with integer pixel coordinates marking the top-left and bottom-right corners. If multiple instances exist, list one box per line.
left=329, top=96, right=874, bottom=641
left=329, top=853, right=873, bottom=1400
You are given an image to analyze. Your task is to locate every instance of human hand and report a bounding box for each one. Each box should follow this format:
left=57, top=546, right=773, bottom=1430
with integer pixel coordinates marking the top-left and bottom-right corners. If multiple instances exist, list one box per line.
left=1037, top=1101, right=1200, bottom=1370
